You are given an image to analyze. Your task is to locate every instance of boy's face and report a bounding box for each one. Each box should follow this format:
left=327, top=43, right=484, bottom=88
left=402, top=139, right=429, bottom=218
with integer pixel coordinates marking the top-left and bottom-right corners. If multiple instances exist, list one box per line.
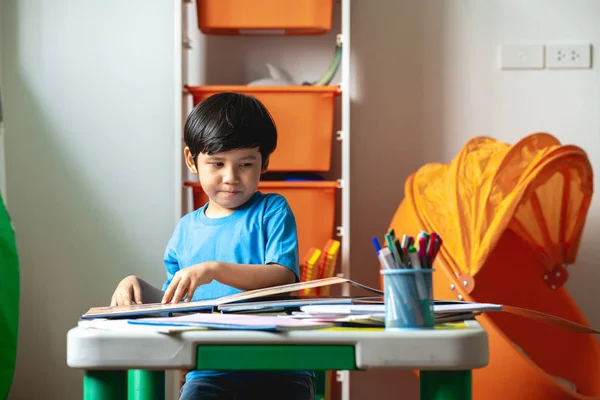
left=185, top=147, right=267, bottom=216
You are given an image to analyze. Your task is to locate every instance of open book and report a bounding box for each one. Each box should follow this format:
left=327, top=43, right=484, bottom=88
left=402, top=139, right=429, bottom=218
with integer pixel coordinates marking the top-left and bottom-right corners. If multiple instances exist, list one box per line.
left=82, top=277, right=380, bottom=319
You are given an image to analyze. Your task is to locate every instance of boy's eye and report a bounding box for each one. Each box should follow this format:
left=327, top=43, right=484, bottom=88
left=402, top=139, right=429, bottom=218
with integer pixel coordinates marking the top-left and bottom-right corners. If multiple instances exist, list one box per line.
left=211, top=162, right=224, bottom=167
left=240, top=163, right=253, bottom=168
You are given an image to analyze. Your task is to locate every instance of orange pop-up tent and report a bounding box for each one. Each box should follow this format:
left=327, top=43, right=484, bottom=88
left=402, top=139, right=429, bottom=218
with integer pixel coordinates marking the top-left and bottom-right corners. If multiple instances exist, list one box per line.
left=388, top=133, right=600, bottom=399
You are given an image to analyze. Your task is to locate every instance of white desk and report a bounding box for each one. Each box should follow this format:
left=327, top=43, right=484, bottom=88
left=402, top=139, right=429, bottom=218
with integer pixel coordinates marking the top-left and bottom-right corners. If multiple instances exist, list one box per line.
left=67, top=319, right=489, bottom=400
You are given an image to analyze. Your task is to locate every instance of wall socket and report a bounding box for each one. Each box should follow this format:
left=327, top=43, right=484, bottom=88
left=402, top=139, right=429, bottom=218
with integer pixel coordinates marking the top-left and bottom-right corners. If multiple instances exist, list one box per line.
left=545, top=42, right=592, bottom=69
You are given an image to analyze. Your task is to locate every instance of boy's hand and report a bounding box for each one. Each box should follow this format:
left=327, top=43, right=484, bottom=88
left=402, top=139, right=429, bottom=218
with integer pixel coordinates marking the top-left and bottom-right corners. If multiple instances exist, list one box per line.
left=161, top=262, right=216, bottom=304
left=110, top=275, right=143, bottom=306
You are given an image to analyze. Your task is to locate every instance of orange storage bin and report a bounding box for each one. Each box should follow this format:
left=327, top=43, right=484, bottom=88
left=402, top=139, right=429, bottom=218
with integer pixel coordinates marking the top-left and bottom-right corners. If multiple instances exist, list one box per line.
left=187, top=86, right=340, bottom=172
left=196, top=0, right=333, bottom=35
left=186, top=181, right=339, bottom=260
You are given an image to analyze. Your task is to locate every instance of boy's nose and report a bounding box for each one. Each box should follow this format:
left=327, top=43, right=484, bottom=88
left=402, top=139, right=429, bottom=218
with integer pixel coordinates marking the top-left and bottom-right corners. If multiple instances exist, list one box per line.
left=223, top=167, right=240, bottom=184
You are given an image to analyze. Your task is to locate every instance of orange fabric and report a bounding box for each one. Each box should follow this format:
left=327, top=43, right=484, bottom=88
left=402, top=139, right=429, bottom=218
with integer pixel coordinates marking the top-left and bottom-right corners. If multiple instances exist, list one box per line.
left=390, top=199, right=600, bottom=399
left=406, top=133, right=593, bottom=278
left=389, top=133, right=599, bottom=399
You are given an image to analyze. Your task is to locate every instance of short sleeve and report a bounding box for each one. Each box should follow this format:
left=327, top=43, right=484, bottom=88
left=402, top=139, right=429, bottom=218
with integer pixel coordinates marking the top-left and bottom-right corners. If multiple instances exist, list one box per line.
left=161, top=223, right=181, bottom=291
left=264, top=197, right=300, bottom=281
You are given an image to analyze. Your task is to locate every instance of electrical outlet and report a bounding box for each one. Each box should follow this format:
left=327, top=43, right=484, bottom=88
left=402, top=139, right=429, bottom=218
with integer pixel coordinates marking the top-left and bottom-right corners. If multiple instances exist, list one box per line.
left=546, top=42, right=592, bottom=69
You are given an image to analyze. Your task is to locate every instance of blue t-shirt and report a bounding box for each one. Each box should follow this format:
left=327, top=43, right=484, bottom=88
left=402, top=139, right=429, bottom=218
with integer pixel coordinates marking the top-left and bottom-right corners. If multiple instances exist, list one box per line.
left=163, top=191, right=300, bottom=299
left=162, top=191, right=311, bottom=382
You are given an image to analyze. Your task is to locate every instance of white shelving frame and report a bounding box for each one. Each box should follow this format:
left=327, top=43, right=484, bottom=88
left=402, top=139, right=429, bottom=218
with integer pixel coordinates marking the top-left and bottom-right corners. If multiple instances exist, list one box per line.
left=340, top=0, right=351, bottom=297
left=340, top=9, right=351, bottom=400
left=339, top=3, right=351, bottom=387
left=174, top=0, right=184, bottom=228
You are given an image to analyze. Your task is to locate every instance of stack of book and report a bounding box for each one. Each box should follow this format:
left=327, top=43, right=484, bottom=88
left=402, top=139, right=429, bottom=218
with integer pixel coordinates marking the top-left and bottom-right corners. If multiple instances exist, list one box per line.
left=80, top=277, right=509, bottom=333
left=80, top=276, right=600, bottom=335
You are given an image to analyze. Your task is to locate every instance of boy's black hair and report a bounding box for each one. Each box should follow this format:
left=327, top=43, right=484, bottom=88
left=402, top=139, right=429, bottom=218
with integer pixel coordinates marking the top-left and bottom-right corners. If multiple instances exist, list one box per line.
left=184, top=92, right=277, bottom=168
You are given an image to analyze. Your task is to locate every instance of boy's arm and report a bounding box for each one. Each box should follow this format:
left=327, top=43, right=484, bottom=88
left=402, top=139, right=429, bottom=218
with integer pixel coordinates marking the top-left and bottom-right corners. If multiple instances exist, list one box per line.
left=212, top=261, right=296, bottom=290
left=161, top=261, right=295, bottom=304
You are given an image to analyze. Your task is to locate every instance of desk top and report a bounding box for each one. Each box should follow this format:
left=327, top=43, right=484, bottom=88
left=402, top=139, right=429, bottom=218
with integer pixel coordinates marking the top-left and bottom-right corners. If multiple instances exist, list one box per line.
left=67, top=319, right=488, bottom=371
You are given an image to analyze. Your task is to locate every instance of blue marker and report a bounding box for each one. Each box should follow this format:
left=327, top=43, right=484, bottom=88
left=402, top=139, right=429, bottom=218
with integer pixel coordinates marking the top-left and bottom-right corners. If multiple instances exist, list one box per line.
left=372, top=237, right=382, bottom=256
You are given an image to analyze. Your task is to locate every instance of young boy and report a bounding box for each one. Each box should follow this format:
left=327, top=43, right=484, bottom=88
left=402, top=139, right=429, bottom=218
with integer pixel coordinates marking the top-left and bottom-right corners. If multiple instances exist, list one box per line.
left=110, top=92, right=315, bottom=400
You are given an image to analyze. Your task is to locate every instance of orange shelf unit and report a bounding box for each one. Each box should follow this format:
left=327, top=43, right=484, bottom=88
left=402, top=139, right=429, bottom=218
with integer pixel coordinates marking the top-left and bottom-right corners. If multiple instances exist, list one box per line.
left=187, top=86, right=340, bottom=172
left=186, top=180, right=339, bottom=259
left=196, top=0, right=333, bottom=36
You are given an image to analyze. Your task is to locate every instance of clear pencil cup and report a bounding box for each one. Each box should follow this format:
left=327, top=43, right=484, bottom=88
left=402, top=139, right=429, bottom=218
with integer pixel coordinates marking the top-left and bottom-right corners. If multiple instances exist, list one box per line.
left=380, top=269, right=434, bottom=329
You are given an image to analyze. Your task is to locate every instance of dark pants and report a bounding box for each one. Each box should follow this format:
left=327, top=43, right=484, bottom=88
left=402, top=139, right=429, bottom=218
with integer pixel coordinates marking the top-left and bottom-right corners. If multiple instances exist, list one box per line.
left=180, top=373, right=315, bottom=400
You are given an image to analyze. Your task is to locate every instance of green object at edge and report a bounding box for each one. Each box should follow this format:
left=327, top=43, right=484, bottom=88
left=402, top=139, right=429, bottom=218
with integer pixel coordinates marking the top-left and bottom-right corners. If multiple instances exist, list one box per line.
left=420, top=370, right=472, bottom=400
left=0, top=194, right=19, bottom=399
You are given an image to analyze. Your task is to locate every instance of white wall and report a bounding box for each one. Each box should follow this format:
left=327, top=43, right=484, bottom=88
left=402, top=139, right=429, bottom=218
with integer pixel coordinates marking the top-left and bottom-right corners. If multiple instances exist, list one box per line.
left=0, top=1, right=178, bottom=399
left=348, top=1, right=600, bottom=399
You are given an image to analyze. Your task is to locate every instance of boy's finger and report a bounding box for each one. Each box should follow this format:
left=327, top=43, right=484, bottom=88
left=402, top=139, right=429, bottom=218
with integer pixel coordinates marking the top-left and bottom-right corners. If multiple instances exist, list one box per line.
left=162, top=276, right=180, bottom=303
left=185, top=285, right=196, bottom=302
left=172, top=284, right=184, bottom=304
left=172, top=279, right=189, bottom=304
left=110, top=295, right=116, bottom=307
left=121, top=291, right=132, bottom=306
left=132, top=281, right=143, bottom=304
left=116, top=292, right=124, bottom=306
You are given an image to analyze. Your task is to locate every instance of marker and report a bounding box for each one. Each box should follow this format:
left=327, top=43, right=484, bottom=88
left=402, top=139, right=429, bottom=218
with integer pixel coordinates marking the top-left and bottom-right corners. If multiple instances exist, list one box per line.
left=433, top=235, right=442, bottom=260
left=408, top=245, right=421, bottom=269
left=408, top=245, right=428, bottom=300
left=426, top=232, right=437, bottom=268
left=428, top=233, right=437, bottom=254
left=401, top=234, right=409, bottom=256
left=378, top=247, right=396, bottom=270
left=393, top=238, right=404, bottom=265
left=372, top=237, right=382, bottom=256
left=418, top=235, right=428, bottom=269
left=385, top=233, right=403, bottom=268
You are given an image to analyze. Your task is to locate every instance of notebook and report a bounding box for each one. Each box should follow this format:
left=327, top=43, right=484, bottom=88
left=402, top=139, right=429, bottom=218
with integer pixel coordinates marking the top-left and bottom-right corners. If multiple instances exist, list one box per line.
left=298, top=302, right=504, bottom=316
left=127, top=312, right=334, bottom=332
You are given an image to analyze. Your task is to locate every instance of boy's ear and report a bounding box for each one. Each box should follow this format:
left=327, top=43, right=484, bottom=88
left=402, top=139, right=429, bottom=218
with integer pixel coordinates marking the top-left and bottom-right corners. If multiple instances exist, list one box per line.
left=184, top=147, right=198, bottom=174
left=261, top=157, right=270, bottom=174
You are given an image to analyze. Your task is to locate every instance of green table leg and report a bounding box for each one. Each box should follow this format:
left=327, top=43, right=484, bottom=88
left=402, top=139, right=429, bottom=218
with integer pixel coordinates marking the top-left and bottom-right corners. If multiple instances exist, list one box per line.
left=314, top=370, right=328, bottom=400
left=420, top=370, right=472, bottom=400
left=128, top=370, right=166, bottom=400
left=84, top=370, right=127, bottom=400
